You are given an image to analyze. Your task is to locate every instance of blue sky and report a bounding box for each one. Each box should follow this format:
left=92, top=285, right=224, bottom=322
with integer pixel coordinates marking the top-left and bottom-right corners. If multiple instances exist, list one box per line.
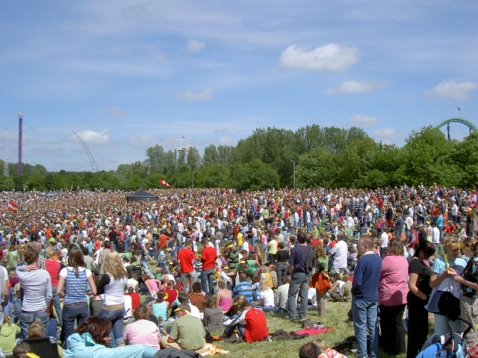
left=1, top=0, right=477, bottom=172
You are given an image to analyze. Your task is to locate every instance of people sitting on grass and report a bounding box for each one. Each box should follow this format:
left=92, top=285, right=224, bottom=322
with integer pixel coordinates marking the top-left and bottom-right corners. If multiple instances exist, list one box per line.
left=203, top=294, right=224, bottom=333
left=222, top=301, right=269, bottom=342
left=160, top=303, right=207, bottom=353
left=63, top=316, right=145, bottom=358
left=123, top=304, right=160, bottom=357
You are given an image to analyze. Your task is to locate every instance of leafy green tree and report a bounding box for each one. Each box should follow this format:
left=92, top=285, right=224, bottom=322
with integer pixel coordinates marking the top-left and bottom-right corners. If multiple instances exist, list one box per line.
left=27, top=174, right=45, bottom=191
left=296, top=147, right=337, bottom=188
left=145, top=145, right=165, bottom=174
left=203, top=145, right=219, bottom=167
left=194, top=164, right=229, bottom=188
left=0, top=175, right=14, bottom=191
left=187, top=147, right=201, bottom=171
left=400, top=126, right=453, bottom=186
left=217, top=145, right=233, bottom=166
left=445, top=132, right=478, bottom=187
left=228, top=159, right=280, bottom=191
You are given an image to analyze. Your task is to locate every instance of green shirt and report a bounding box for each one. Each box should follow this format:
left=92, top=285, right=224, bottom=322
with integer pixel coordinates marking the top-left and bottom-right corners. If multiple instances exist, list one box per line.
left=170, top=314, right=205, bottom=351
left=237, top=260, right=258, bottom=276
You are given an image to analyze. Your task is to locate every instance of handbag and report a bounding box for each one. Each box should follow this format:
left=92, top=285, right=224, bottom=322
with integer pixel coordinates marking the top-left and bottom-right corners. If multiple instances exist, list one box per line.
left=427, top=290, right=461, bottom=321
left=427, top=255, right=462, bottom=321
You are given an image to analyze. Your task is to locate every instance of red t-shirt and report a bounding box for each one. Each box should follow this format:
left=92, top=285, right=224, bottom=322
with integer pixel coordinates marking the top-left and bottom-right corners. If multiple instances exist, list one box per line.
left=177, top=248, right=195, bottom=273
left=159, top=234, right=169, bottom=249
left=244, top=307, right=269, bottom=342
left=201, top=246, right=217, bottom=271
left=45, top=260, right=62, bottom=287
left=127, top=292, right=140, bottom=312
left=165, top=289, right=178, bottom=308
left=310, top=238, right=322, bottom=247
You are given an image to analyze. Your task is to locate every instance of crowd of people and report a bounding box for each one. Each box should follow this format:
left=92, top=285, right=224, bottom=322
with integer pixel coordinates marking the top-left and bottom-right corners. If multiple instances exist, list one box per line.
left=0, top=185, right=476, bottom=358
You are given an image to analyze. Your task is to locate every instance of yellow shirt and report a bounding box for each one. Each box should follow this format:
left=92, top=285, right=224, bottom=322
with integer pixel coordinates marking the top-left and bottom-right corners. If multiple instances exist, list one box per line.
left=237, top=233, right=243, bottom=246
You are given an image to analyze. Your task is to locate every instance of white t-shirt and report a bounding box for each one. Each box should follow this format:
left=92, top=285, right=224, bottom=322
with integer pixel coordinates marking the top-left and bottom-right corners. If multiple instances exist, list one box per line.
left=432, top=227, right=440, bottom=244
left=380, top=232, right=389, bottom=248
left=260, top=288, right=275, bottom=307
left=308, top=287, right=317, bottom=307
left=59, top=266, right=92, bottom=279
left=330, top=240, right=348, bottom=269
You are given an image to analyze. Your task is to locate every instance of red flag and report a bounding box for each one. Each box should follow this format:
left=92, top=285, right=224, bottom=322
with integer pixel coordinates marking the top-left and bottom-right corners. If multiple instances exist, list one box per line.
left=7, top=201, right=18, bottom=213
left=159, top=180, right=171, bottom=188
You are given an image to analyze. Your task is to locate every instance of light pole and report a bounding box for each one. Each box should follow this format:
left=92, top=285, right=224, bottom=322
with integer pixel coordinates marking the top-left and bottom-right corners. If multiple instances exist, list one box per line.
left=192, top=172, right=194, bottom=189
left=291, top=160, right=296, bottom=189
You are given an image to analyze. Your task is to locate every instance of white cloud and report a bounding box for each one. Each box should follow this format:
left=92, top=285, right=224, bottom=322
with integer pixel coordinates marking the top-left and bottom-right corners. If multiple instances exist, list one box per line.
left=279, top=44, right=358, bottom=72
left=178, top=88, right=214, bottom=101
left=219, top=136, right=236, bottom=145
left=327, top=80, right=384, bottom=94
left=104, top=106, right=125, bottom=118
left=72, top=129, right=110, bottom=144
left=187, top=39, right=206, bottom=53
left=129, top=135, right=157, bottom=148
left=373, top=128, right=404, bottom=143
left=427, top=80, right=478, bottom=101
left=350, top=114, right=378, bottom=127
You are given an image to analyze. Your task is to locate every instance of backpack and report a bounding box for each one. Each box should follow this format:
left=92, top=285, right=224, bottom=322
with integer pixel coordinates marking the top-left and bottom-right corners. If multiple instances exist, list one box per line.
left=306, top=246, right=317, bottom=273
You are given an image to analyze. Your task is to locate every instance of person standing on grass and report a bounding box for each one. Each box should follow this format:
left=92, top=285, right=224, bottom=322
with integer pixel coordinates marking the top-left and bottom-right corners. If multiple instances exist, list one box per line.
left=287, top=231, right=311, bottom=321
left=378, top=239, right=408, bottom=355
left=201, top=238, right=217, bottom=295
left=177, top=240, right=197, bottom=293
left=406, top=240, right=435, bottom=358
left=352, top=236, right=381, bottom=358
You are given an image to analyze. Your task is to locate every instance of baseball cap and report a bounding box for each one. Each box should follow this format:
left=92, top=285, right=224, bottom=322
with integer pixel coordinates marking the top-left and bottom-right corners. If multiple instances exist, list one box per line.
left=174, top=303, right=190, bottom=314
left=145, top=296, right=156, bottom=305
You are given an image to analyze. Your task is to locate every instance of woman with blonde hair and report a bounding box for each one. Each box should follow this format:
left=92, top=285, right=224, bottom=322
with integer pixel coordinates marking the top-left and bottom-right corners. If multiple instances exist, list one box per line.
left=97, top=251, right=128, bottom=347
left=0, top=313, right=20, bottom=353
left=257, top=278, right=279, bottom=313
left=428, top=235, right=468, bottom=334
left=215, top=280, right=232, bottom=313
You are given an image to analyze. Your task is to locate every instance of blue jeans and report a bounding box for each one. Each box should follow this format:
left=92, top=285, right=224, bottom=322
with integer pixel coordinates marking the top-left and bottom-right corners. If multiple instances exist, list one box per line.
left=51, top=286, right=62, bottom=326
left=20, top=310, right=49, bottom=339
left=434, top=313, right=462, bottom=335
left=222, top=314, right=245, bottom=338
left=352, top=300, right=379, bottom=358
left=181, top=271, right=198, bottom=293
left=201, top=268, right=215, bottom=295
left=260, top=306, right=280, bottom=313
left=98, top=307, right=126, bottom=346
left=287, top=271, right=309, bottom=320
left=61, top=302, right=89, bottom=345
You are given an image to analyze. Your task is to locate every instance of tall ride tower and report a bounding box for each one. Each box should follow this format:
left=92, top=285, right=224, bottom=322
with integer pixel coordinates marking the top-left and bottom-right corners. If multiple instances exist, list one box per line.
left=18, top=111, right=23, bottom=176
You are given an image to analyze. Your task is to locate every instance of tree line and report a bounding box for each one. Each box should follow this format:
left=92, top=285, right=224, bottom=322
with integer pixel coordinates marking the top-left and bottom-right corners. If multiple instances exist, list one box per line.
left=0, top=125, right=477, bottom=191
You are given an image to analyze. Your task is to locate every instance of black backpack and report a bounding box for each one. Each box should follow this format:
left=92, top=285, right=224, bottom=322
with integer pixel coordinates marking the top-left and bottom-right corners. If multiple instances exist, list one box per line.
left=306, top=246, right=317, bottom=273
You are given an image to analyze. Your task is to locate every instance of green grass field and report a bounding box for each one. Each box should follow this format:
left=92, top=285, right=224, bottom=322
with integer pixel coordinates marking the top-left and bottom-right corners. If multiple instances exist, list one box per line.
left=207, top=301, right=415, bottom=358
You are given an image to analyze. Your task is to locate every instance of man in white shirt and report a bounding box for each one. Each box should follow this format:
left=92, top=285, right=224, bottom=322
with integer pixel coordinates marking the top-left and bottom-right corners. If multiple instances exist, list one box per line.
left=380, top=230, right=389, bottom=257
left=275, top=276, right=290, bottom=312
left=330, top=234, right=348, bottom=275
left=431, top=222, right=440, bottom=244
left=451, top=202, right=459, bottom=223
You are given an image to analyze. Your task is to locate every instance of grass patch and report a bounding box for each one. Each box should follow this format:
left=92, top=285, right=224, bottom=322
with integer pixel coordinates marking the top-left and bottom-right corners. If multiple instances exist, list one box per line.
left=210, top=301, right=412, bottom=358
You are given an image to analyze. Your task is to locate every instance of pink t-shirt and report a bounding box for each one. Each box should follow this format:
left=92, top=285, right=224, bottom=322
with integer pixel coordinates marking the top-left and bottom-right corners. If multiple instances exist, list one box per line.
left=218, top=295, right=233, bottom=313
left=123, top=319, right=160, bottom=349
left=146, top=279, right=160, bottom=293
left=378, top=255, right=409, bottom=306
